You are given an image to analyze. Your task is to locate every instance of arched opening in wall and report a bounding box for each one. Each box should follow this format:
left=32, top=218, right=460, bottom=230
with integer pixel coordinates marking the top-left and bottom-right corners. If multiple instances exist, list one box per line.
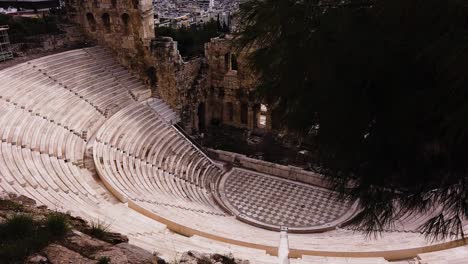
left=241, top=103, right=248, bottom=125
left=146, top=67, right=157, bottom=87
left=86, top=13, right=97, bottom=32
left=111, top=0, right=117, bottom=8
left=102, top=13, right=111, bottom=33
left=198, top=103, right=206, bottom=131
left=257, top=104, right=268, bottom=129
left=132, top=0, right=139, bottom=9
left=224, top=53, right=231, bottom=71
left=225, top=102, right=234, bottom=122
left=121, top=13, right=131, bottom=35
left=231, top=54, right=238, bottom=71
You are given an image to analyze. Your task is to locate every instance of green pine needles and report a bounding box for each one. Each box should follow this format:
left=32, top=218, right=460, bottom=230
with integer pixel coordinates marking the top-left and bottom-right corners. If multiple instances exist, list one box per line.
left=237, top=0, right=468, bottom=240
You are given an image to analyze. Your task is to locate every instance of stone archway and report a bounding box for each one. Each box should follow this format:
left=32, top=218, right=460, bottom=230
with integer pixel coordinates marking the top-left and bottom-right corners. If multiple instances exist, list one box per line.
left=146, top=66, right=157, bottom=87
left=86, top=13, right=97, bottom=32
left=101, top=13, right=111, bottom=33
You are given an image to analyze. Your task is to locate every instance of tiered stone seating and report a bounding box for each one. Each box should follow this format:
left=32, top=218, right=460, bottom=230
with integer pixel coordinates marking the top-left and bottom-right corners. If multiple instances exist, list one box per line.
left=147, top=98, right=180, bottom=124
left=26, top=48, right=135, bottom=117
left=93, top=100, right=225, bottom=215
left=0, top=48, right=278, bottom=263
left=92, top=99, right=468, bottom=262
left=0, top=47, right=467, bottom=263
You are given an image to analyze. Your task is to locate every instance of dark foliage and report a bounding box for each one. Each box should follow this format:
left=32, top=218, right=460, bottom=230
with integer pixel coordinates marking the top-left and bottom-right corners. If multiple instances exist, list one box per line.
left=98, top=256, right=111, bottom=264
left=45, top=212, right=70, bottom=238
left=237, top=0, right=468, bottom=239
left=155, top=20, right=223, bottom=59
left=0, top=199, right=24, bottom=211
left=0, top=213, right=69, bottom=263
left=86, top=220, right=111, bottom=240
left=0, top=14, right=62, bottom=43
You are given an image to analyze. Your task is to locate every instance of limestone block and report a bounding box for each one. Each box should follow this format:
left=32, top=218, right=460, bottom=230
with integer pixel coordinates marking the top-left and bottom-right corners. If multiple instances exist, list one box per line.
left=93, top=243, right=159, bottom=264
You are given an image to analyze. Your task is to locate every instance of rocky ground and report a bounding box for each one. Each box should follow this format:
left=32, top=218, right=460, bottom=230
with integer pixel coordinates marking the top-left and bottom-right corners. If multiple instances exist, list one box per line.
left=0, top=193, right=249, bottom=264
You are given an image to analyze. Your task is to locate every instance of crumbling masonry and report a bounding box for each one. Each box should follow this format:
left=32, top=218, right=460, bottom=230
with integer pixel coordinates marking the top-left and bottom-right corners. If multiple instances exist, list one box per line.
left=64, top=0, right=272, bottom=134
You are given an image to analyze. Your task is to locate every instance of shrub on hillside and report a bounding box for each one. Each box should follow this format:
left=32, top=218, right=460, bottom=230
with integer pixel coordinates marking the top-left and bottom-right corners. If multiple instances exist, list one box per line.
left=156, top=19, right=222, bottom=59
left=0, top=213, right=69, bottom=263
left=87, top=219, right=111, bottom=240
left=45, top=212, right=70, bottom=238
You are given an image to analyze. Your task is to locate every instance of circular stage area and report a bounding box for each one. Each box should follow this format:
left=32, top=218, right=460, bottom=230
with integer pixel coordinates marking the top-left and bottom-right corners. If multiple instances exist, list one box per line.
left=218, top=168, right=357, bottom=233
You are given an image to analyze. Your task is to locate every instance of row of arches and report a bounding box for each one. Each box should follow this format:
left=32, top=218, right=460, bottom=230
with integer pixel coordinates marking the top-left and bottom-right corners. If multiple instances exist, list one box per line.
left=86, top=12, right=131, bottom=34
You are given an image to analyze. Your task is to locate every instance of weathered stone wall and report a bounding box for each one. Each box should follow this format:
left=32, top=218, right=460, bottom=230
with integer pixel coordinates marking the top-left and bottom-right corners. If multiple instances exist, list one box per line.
left=151, top=37, right=182, bottom=107
left=151, top=37, right=206, bottom=132
left=63, top=1, right=271, bottom=134
left=11, top=24, right=84, bottom=54
left=203, top=36, right=271, bottom=132
left=64, top=0, right=155, bottom=80
left=207, top=148, right=330, bottom=188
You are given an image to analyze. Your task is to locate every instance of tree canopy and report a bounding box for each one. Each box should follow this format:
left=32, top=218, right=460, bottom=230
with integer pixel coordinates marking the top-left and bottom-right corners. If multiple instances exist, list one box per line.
left=237, top=0, right=468, bottom=239
left=156, top=19, right=227, bottom=59
left=0, top=14, right=62, bottom=43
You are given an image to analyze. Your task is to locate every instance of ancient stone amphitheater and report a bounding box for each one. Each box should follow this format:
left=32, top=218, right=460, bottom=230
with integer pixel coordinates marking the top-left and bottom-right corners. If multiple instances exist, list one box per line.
left=0, top=47, right=467, bottom=264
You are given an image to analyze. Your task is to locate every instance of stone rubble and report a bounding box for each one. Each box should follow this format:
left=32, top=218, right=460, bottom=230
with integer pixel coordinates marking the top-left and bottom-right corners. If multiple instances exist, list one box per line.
left=0, top=193, right=250, bottom=264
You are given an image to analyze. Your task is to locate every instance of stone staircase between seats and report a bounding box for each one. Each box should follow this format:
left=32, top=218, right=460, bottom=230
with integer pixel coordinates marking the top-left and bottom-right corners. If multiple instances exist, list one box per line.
left=0, top=47, right=467, bottom=264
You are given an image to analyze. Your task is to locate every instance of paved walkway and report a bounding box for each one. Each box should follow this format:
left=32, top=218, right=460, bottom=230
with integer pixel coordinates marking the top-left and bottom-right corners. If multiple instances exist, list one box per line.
left=219, top=169, right=354, bottom=231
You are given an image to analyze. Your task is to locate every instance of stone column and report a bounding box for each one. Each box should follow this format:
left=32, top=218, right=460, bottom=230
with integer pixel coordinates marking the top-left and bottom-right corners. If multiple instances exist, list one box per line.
left=234, top=101, right=242, bottom=126
left=247, top=103, right=255, bottom=130
left=266, top=110, right=273, bottom=130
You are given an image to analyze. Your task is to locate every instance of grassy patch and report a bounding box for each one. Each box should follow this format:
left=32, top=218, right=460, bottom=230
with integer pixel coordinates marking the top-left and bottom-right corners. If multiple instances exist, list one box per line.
left=97, top=256, right=111, bottom=264
left=87, top=220, right=111, bottom=240
left=0, top=213, right=69, bottom=263
left=45, top=212, right=69, bottom=238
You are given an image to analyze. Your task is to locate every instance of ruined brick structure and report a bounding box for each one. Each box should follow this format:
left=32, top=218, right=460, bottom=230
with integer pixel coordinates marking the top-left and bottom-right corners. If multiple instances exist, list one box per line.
left=203, top=36, right=272, bottom=132
left=64, top=0, right=155, bottom=74
left=64, top=0, right=271, bottom=134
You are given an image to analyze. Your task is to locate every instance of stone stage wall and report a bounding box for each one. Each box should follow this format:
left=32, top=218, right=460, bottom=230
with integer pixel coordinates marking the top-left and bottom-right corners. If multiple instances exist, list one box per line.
left=63, top=0, right=272, bottom=134
left=207, top=148, right=330, bottom=189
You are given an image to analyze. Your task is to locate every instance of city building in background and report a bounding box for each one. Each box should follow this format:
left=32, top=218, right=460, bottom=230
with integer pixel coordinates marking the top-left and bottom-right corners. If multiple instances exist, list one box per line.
left=153, top=0, right=237, bottom=28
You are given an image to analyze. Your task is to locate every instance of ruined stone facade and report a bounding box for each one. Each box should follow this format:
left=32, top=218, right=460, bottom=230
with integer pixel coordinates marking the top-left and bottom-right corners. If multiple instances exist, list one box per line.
left=64, top=0, right=155, bottom=76
left=203, top=36, right=272, bottom=132
left=151, top=37, right=207, bottom=132
left=64, top=0, right=271, bottom=134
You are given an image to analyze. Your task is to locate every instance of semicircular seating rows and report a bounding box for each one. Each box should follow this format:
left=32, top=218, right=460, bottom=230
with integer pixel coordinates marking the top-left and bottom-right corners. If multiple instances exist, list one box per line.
left=90, top=76, right=468, bottom=261
left=0, top=47, right=280, bottom=263
left=0, top=47, right=467, bottom=263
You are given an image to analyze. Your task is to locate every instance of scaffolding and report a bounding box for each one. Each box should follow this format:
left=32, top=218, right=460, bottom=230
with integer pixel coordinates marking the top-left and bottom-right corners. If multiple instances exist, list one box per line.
left=0, top=25, right=13, bottom=62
